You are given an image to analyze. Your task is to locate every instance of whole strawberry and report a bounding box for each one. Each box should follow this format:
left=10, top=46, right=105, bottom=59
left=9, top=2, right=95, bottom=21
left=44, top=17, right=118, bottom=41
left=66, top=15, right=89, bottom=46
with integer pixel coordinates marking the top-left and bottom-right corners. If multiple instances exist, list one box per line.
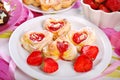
left=105, top=0, right=120, bottom=11
left=41, top=58, right=59, bottom=73
left=74, top=55, right=93, bottom=72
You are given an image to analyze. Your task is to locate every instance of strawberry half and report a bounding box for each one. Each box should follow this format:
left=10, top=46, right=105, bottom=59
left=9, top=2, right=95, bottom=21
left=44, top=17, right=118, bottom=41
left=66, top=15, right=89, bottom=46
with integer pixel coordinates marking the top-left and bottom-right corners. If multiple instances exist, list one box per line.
left=74, top=55, right=93, bottom=72
left=41, top=58, right=59, bottom=73
left=80, top=45, right=99, bottom=61
left=27, top=50, right=43, bottom=66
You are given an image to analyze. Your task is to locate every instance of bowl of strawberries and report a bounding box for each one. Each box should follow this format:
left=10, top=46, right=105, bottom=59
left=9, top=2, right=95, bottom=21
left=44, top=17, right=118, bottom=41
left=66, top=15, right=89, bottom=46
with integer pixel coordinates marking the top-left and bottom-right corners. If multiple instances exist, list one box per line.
left=81, top=0, right=120, bottom=28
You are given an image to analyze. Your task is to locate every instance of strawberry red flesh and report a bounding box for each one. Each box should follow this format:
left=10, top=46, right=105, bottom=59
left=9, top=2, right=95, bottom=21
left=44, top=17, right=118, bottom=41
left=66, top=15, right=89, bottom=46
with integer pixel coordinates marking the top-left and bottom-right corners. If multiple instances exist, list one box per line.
left=41, top=58, right=59, bottom=73
left=57, top=41, right=69, bottom=53
left=95, top=0, right=105, bottom=3
left=27, top=50, right=43, bottom=66
left=30, top=32, right=45, bottom=42
left=99, top=4, right=110, bottom=12
left=48, top=21, right=64, bottom=31
left=105, top=0, right=120, bottom=11
left=74, top=55, right=93, bottom=72
left=81, top=45, right=99, bottom=61
left=84, top=0, right=99, bottom=9
left=73, top=32, right=88, bottom=44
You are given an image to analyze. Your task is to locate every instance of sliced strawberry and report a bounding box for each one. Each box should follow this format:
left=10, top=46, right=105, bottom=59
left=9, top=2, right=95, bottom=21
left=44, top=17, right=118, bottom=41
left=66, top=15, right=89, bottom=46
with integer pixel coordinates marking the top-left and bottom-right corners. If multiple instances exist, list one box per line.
left=27, top=50, right=43, bottom=66
left=74, top=55, right=93, bottom=72
left=95, top=0, right=105, bottom=3
left=84, top=0, right=99, bottom=9
left=99, top=4, right=110, bottom=12
left=105, top=0, right=120, bottom=11
left=41, top=58, right=59, bottom=73
left=80, top=45, right=99, bottom=61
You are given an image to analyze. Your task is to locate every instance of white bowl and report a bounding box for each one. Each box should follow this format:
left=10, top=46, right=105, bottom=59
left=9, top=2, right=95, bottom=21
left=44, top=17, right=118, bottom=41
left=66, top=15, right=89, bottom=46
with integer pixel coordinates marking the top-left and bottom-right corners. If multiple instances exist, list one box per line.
left=81, top=0, right=120, bottom=28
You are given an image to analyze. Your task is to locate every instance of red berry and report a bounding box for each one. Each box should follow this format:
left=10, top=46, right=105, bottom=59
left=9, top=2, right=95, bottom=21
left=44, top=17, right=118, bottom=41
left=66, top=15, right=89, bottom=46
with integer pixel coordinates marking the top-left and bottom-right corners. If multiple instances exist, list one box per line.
left=74, top=55, right=93, bottom=72
left=99, top=4, right=110, bottom=12
left=80, top=45, right=99, bottom=61
left=95, top=0, right=105, bottom=3
left=84, top=0, right=99, bottom=9
left=105, top=0, right=120, bottom=11
left=41, top=58, right=59, bottom=73
left=27, top=50, right=43, bottom=66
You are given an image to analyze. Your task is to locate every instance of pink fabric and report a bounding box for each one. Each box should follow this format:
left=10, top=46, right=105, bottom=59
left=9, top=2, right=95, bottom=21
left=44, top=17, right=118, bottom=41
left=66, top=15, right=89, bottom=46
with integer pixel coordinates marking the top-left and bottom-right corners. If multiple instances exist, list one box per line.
left=92, top=28, right=120, bottom=80
left=102, top=28, right=120, bottom=56
left=0, top=52, right=16, bottom=80
left=72, top=0, right=81, bottom=8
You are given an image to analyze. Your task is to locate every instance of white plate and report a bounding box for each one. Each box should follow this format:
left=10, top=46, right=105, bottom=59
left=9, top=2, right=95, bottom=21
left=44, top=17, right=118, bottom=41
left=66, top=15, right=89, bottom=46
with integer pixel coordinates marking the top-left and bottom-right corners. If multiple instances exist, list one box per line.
left=9, top=15, right=112, bottom=80
left=19, top=0, right=76, bottom=14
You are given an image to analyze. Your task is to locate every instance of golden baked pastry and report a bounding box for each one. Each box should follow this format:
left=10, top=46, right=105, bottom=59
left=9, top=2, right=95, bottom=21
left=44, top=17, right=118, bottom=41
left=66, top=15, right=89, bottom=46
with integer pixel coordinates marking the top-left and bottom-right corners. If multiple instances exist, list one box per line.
left=23, top=0, right=76, bottom=11
left=43, top=18, right=71, bottom=40
left=23, top=0, right=34, bottom=5
left=67, top=27, right=96, bottom=51
left=39, top=0, right=52, bottom=11
left=62, top=0, right=75, bottom=8
left=51, top=0, right=62, bottom=11
left=21, top=30, right=53, bottom=52
left=42, top=40, right=60, bottom=60
left=39, top=0, right=62, bottom=11
left=43, top=36, right=77, bottom=61
left=23, top=0, right=40, bottom=7
left=32, top=0, right=40, bottom=7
